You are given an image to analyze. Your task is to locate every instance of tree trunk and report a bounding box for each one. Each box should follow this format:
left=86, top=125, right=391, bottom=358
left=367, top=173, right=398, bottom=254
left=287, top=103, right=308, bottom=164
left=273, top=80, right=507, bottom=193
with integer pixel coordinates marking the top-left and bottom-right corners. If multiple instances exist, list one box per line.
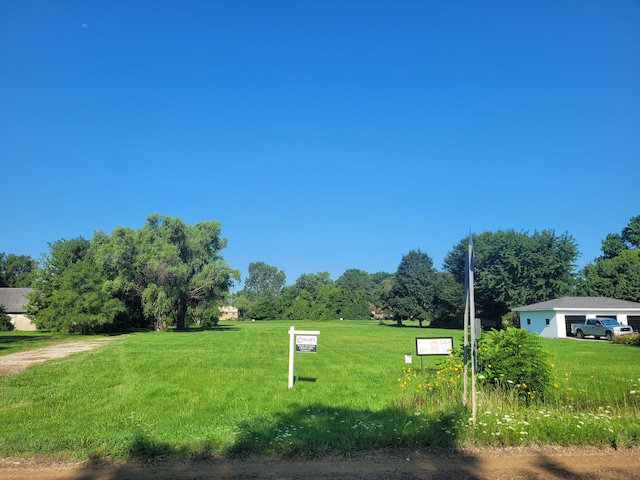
left=155, top=316, right=167, bottom=331
left=175, top=298, right=188, bottom=331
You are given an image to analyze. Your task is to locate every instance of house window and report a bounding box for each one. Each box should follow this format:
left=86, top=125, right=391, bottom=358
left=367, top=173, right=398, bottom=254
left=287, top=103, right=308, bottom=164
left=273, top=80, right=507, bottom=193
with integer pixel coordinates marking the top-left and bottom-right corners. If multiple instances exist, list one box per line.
left=545, top=318, right=550, bottom=326
left=527, top=318, right=531, bottom=325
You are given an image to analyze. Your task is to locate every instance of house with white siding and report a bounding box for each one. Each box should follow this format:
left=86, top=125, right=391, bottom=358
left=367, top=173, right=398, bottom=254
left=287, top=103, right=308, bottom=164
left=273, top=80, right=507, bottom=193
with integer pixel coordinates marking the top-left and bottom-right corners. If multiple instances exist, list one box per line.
left=513, top=297, right=640, bottom=338
left=0, top=288, right=35, bottom=330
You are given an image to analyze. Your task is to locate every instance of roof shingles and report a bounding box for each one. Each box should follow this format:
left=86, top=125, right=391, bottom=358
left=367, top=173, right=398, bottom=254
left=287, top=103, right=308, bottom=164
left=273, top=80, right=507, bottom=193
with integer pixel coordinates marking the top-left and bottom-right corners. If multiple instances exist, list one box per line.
left=513, top=296, right=640, bottom=311
left=0, top=288, right=33, bottom=313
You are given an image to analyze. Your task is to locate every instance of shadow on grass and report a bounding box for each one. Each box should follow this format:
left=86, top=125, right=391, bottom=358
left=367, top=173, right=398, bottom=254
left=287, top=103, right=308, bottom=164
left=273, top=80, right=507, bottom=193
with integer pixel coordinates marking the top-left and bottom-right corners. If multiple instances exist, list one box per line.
left=0, top=334, right=64, bottom=352
left=67, top=404, right=603, bottom=480
left=170, top=325, right=240, bottom=333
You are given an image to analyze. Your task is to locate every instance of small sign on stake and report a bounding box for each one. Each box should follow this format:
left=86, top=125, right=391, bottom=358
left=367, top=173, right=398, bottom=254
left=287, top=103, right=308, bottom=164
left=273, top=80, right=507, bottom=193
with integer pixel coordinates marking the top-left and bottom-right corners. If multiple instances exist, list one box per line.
left=288, top=326, right=320, bottom=388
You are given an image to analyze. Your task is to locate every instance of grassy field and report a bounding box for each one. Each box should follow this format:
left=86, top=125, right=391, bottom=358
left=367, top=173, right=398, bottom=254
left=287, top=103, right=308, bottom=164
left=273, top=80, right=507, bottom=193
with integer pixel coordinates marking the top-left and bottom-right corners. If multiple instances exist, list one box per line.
left=0, top=320, right=638, bottom=459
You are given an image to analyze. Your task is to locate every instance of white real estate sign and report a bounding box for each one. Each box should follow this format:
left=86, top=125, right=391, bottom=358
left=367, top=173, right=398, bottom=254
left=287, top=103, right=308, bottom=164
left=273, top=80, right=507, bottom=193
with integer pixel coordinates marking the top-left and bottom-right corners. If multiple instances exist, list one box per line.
left=288, top=327, right=320, bottom=388
left=416, top=337, right=453, bottom=356
left=296, top=335, right=317, bottom=353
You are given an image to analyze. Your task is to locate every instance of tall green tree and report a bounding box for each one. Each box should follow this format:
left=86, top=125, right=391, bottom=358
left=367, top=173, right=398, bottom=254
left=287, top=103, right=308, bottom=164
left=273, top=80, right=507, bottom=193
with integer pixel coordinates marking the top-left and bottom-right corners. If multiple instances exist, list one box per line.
left=98, top=214, right=239, bottom=331
left=0, top=253, right=37, bottom=287
left=27, top=237, right=125, bottom=333
left=336, top=269, right=375, bottom=319
left=294, top=272, right=332, bottom=298
left=281, top=287, right=313, bottom=320
left=244, top=262, right=286, bottom=298
left=431, top=271, right=465, bottom=327
left=578, top=215, right=640, bottom=302
left=444, top=230, right=578, bottom=328
left=28, top=214, right=239, bottom=332
left=386, top=249, right=436, bottom=327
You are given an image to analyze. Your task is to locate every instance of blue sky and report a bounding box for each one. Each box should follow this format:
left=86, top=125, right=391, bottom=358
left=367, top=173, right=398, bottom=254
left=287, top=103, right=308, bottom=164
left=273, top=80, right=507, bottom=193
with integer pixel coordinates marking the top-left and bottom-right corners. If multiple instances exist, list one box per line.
left=2, top=1, right=639, bottom=288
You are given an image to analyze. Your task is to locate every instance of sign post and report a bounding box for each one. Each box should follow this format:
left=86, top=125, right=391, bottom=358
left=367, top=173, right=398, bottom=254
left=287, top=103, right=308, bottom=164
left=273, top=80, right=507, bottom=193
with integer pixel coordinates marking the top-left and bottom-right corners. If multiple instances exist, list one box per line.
left=288, top=326, right=320, bottom=388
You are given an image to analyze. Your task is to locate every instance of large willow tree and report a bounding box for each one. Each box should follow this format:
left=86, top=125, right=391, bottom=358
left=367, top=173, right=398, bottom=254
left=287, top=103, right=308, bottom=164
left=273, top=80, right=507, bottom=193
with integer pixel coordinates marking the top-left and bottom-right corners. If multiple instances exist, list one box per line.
left=29, top=214, right=239, bottom=333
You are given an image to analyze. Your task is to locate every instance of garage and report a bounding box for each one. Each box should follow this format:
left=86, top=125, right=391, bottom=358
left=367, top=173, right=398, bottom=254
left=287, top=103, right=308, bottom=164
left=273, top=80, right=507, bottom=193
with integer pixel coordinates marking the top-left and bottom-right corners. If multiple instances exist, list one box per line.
left=564, top=315, right=586, bottom=337
left=628, top=316, right=640, bottom=333
left=513, top=297, right=640, bottom=338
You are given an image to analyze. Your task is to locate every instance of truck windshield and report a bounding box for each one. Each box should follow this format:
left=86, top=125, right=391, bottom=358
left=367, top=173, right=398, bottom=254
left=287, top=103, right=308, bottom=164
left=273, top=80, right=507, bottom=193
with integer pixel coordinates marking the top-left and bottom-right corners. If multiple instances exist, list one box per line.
left=600, top=319, right=618, bottom=325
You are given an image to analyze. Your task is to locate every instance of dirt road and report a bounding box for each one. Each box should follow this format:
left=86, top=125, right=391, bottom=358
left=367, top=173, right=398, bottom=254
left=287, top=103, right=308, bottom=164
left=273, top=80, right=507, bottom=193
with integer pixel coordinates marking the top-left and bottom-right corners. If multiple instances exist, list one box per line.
left=0, top=338, right=117, bottom=376
left=2, top=446, right=640, bottom=479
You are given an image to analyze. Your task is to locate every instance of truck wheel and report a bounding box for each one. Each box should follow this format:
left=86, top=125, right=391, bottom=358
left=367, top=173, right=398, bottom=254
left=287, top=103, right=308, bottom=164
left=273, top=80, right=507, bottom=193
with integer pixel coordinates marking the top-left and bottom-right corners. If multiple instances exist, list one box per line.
left=576, top=330, right=584, bottom=339
left=605, top=331, right=613, bottom=341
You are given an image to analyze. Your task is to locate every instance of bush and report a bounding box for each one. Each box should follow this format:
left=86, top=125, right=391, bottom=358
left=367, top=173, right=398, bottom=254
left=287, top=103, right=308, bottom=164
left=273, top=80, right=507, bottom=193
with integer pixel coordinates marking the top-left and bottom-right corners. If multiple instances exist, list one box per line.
left=612, top=333, right=640, bottom=346
left=477, top=327, right=551, bottom=403
left=0, top=305, right=14, bottom=331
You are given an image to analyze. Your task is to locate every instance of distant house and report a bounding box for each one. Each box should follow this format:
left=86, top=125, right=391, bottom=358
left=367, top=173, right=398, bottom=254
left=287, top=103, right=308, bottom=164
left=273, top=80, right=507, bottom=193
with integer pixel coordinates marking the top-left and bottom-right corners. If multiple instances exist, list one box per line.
left=218, top=305, right=239, bottom=320
left=513, top=296, right=640, bottom=338
left=0, top=288, right=35, bottom=331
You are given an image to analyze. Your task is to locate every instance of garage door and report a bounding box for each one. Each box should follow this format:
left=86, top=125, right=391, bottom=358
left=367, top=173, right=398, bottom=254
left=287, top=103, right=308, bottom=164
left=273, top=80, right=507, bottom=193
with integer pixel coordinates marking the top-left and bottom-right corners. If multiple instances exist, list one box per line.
left=628, top=316, right=640, bottom=333
left=565, top=315, right=586, bottom=337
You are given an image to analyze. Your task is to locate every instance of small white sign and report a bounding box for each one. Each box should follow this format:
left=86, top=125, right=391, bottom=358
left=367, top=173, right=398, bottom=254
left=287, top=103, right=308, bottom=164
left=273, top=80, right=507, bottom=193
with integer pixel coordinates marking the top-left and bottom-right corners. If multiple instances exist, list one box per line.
left=416, top=337, right=453, bottom=356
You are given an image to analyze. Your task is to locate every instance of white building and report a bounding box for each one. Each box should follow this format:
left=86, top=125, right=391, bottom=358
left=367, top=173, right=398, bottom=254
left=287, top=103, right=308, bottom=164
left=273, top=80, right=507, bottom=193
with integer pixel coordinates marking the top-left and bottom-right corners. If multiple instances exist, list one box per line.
left=0, top=288, right=35, bottom=330
left=513, top=297, right=640, bottom=338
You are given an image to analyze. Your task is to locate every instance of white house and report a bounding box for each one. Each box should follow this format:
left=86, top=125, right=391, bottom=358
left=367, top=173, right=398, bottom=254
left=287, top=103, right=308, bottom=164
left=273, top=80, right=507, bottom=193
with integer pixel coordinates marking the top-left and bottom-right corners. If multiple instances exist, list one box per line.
left=0, top=288, right=35, bottom=331
left=513, top=297, right=640, bottom=338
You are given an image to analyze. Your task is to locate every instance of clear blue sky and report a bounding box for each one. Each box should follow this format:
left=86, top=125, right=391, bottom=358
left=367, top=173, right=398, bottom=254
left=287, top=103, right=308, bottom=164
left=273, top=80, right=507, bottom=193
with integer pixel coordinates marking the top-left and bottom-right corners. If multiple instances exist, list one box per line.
left=2, top=1, right=639, bottom=288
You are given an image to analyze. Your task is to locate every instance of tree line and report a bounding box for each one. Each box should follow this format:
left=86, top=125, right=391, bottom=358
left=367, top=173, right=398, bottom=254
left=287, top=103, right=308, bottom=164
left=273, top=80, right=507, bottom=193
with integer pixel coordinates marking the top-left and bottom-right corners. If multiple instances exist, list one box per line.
left=234, top=215, right=640, bottom=328
left=1, top=214, right=639, bottom=333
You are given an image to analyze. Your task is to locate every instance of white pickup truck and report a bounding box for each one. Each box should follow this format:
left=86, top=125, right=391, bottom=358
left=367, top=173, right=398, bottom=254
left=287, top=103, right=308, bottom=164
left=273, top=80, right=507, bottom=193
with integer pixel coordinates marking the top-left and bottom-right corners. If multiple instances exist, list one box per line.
left=570, top=318, right=634, bottom=340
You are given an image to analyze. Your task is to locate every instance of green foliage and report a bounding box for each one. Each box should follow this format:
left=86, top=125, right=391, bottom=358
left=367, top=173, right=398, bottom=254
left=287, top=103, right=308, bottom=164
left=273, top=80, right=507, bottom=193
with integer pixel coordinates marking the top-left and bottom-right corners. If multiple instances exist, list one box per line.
left=0, top=305, right=14, bottom=331
left=444, top=230, right=578, bottom=328
left=244, top=262, right=286, bottom=298
left=234, top=267, right=392, bottom=322
left=612, top=333, right=640, bottom=346
left=431, top=271, right=464, bottom=327
left=187, top=301, right=219, bottom=328
left=27, top=237, right=124, bottom=334
left=387, top=250, right=436, bottom=327
left=250, top=294, right=280, bottom=320
left=578, top=215, right=640, bottom=302
left=0, top=253, right=37, bottom=287
left=622, top=215, right=640, bottom=250
left=28, top=214, right=239, bottom=333
left=335, top=269, right=377, bottom=320
left=477, top=327, right=552, bottom=402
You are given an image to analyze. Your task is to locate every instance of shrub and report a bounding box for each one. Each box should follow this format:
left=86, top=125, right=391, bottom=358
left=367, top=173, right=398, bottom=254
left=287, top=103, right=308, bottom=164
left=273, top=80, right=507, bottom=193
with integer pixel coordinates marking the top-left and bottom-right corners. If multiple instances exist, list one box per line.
left=0, top=305, right=14, bottom=331
left=612, top=333, right=640, bottom=346
left=477, top=327, right=551, bottom=403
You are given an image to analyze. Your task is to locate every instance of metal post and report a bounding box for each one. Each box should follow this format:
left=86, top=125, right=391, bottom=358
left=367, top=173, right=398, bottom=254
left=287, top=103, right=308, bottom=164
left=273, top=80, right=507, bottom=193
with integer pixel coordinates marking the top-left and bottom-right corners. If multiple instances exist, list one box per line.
left=469, top=238, right=477, bottom=423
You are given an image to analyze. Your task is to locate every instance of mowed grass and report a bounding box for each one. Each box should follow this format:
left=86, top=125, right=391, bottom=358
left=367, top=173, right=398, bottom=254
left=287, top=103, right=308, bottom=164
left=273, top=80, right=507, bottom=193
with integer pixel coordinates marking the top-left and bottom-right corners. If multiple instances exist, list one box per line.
left=0, top=320, right=638, bottom=460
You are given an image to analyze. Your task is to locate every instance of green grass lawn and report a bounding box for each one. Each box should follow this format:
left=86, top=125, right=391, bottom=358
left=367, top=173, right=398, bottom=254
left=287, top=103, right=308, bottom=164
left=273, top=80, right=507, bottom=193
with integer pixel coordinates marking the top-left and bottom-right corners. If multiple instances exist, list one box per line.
left=0, top=320, right=638, bottom=459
